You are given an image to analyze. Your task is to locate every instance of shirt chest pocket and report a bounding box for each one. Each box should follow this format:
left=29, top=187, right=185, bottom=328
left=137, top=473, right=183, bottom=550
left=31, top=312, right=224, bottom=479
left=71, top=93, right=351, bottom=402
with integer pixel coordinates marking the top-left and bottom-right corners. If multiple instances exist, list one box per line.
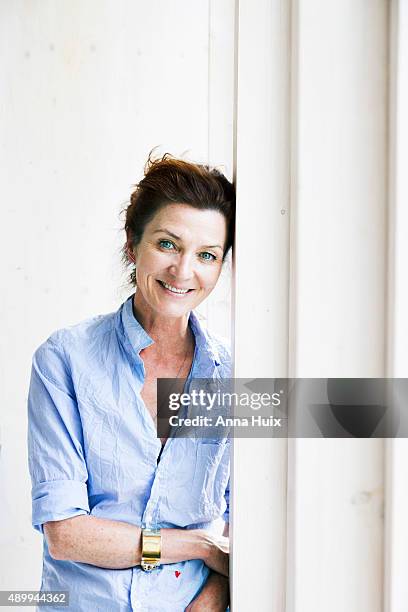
left=164, top=438, right=230, bottom=525
left=191, top=439, right=230, bottom=516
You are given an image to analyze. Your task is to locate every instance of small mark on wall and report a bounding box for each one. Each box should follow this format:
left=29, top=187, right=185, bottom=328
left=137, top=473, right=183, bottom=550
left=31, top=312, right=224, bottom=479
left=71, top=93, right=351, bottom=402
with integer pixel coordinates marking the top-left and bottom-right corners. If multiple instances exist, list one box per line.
left=351, top=491, right=372, bottom=505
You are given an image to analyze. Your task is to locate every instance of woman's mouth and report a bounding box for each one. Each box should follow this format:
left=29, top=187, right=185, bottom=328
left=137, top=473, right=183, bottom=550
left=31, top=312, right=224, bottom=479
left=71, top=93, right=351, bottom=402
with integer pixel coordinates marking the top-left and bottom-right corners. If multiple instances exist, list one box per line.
left=157, top=280, right=194, bottom=296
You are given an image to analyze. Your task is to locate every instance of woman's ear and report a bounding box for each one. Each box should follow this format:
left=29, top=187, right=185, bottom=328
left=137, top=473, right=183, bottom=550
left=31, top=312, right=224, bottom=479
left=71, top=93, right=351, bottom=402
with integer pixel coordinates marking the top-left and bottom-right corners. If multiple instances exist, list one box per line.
left=125, top=232, right=137, bottom=264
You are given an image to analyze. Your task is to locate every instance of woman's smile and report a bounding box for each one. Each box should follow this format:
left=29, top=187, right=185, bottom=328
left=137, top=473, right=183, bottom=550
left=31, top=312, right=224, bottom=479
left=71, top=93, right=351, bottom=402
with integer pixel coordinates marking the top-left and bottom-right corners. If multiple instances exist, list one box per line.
left=157, top=279, right=195, bottom=296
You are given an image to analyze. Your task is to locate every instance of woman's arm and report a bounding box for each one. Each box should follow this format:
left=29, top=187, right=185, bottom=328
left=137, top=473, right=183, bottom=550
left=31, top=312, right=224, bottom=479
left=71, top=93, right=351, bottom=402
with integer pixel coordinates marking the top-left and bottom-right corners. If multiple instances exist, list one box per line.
left=185, top=571, right=230, bottom=612
left=44, top=515, right=229, bottom=576
left=185, top=524, right=230, bottom=611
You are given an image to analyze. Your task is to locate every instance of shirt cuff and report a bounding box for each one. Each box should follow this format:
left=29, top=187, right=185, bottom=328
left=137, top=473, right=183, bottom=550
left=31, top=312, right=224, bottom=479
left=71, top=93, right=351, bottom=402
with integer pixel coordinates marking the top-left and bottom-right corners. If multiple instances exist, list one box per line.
left=32, top=479, right=90, bottom=534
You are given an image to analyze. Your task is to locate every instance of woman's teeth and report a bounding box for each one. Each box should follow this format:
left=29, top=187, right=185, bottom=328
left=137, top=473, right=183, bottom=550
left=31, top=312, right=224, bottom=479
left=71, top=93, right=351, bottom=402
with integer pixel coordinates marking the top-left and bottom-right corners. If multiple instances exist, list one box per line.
left=159, top=280, right=191, bottom=294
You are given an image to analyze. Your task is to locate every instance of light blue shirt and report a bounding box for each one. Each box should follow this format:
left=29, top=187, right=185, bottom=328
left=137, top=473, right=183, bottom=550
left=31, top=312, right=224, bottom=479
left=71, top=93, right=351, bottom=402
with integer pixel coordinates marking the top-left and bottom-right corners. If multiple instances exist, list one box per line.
left=27, top=294, right=231, bottom=612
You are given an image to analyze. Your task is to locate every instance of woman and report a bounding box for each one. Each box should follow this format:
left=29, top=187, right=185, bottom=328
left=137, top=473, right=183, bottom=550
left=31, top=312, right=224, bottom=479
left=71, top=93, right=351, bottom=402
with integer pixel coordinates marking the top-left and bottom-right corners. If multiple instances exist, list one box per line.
left=27, top=152, right=235, bottom=612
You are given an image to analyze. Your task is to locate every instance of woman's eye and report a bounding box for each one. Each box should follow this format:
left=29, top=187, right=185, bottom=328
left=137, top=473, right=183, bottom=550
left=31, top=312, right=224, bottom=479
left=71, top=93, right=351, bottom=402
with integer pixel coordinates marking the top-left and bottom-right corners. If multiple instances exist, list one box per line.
left=159, top=239, right=175, bottom=250
left=199, top=251, right=216, bottom=261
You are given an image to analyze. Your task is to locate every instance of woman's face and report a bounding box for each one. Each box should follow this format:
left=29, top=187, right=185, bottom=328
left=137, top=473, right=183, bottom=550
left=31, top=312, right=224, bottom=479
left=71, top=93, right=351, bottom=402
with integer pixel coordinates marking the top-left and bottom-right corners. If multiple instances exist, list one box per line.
left=129, top=203, right=227, bottom=318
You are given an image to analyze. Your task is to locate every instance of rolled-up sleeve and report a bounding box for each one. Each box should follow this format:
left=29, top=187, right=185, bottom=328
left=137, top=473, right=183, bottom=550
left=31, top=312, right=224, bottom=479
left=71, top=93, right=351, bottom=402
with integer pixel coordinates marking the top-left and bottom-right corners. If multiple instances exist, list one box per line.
left=27, top=337, right=89, bottom=533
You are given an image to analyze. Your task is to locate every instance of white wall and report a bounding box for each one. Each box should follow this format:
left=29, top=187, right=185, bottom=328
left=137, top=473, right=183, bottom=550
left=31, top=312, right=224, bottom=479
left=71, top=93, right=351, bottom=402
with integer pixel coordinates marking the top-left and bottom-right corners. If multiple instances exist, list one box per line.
left=0, top=0, right=234, bottom=594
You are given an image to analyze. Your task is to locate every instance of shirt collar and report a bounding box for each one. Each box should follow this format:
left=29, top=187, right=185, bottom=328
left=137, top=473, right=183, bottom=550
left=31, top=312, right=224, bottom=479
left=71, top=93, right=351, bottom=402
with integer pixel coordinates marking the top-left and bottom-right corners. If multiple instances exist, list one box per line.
left=188, top=310, right=221, bottom=368
left=120, top=294, right=154, bottom=355
left=119, top=293, right=221, bottom=368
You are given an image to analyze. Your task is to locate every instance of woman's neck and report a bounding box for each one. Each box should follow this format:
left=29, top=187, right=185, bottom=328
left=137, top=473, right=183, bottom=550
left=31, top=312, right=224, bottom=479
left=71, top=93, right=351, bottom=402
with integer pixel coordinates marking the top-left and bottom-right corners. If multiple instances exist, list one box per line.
left=132, top=292, right=193, bottom=356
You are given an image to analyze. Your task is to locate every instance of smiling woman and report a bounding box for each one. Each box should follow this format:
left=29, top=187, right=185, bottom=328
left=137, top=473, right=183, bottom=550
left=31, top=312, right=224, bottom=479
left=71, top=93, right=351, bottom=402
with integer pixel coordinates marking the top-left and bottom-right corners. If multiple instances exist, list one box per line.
left=128, top=204, right=227, bottom=319
left=27, top=151, right=235, bottom=612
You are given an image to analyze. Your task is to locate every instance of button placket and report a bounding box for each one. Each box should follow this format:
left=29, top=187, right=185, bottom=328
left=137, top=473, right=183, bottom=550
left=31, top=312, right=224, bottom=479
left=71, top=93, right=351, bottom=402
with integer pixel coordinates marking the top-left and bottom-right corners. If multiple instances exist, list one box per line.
left=141, top=453, right=166, bottom=527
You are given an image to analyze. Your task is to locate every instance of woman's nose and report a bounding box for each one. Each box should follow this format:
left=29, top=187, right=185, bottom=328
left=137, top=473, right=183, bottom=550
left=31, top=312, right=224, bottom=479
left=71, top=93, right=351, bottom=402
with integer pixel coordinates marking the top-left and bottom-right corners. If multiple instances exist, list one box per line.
left=168, top=253, right=194, bottom=281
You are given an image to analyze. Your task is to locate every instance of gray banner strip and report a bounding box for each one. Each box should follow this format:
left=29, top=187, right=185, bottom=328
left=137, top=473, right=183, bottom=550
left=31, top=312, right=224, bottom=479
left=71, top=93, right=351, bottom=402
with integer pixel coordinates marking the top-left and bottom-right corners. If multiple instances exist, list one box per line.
left=0, top=592, right=69, bottom=607
left=157, top=378, right=408, bottom=438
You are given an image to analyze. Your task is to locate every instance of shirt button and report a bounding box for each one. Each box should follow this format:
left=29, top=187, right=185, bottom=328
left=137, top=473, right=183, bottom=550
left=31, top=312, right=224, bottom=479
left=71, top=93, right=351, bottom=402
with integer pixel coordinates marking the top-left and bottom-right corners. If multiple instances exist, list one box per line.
left=134, top=602, right=142, bottom=609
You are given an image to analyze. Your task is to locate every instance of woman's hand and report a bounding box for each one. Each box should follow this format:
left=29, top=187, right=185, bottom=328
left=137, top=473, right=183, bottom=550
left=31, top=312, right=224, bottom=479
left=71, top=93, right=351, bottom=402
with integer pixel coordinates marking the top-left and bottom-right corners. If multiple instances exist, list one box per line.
left=201, top=533, right=230, bottom=577
left=185, top=571, right=229, bottom=612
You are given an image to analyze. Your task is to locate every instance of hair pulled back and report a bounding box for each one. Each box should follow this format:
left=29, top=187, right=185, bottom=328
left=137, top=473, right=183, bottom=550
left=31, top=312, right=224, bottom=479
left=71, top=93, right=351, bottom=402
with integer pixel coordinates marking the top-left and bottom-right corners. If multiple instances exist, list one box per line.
left=121, top=149, right=235, bottom=286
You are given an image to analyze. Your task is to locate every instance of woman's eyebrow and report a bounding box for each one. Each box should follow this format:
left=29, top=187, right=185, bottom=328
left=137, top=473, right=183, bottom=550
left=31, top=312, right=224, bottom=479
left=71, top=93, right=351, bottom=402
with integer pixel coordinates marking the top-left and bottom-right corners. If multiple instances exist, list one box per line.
left=153, top=228, right=223, bottom=250
left=202, top=244, right=224, bottom=251
left=153, top=228, right=180, bottom=240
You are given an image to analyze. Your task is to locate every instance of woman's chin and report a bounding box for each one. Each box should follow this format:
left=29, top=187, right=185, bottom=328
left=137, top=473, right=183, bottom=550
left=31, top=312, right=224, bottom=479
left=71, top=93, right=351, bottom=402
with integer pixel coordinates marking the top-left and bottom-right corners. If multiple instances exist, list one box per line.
left=153, top=291, right=203, bottom=317
left=155, top=300, right=193, bottom=318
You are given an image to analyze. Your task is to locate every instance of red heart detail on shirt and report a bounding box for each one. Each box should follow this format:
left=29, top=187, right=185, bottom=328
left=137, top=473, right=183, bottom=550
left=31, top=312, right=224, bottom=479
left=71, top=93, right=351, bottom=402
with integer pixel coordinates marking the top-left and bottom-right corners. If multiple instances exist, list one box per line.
left=175, top=571, right=181, bottom=578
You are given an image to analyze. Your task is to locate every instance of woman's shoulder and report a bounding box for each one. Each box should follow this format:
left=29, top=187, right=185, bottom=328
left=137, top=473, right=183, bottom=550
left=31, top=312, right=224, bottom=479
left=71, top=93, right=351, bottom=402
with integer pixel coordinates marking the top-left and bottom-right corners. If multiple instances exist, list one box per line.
left=32, top=308, right=118, bottom=365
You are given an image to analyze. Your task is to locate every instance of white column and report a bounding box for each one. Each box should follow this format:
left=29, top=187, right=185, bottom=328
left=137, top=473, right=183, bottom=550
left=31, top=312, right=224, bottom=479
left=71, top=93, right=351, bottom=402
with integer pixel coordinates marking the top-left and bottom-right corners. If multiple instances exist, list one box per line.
left=289, top=1, right=388, bottom=611
left=232, top=1, right=291, bottom=610
left=384, top=1, right=408, bottom=611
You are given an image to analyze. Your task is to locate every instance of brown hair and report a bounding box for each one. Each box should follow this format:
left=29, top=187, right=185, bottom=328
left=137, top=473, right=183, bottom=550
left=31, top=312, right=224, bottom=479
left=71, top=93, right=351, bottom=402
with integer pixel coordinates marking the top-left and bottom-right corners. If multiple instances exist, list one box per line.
left=121, top=150, right=235, bottom=286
